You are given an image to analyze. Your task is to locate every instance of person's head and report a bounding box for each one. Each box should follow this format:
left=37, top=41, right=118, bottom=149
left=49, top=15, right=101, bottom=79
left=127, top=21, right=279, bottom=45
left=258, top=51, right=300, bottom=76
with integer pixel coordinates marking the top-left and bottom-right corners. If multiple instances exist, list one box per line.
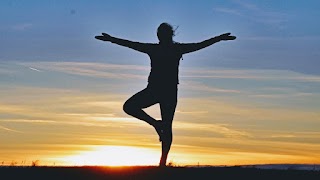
left=157, top=23, right=175, bottom=44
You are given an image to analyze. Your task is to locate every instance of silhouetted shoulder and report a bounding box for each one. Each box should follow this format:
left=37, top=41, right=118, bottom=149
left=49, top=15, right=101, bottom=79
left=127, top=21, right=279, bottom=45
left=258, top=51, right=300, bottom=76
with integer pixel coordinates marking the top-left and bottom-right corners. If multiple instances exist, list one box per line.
left=175, top=36, right=223, bottom=54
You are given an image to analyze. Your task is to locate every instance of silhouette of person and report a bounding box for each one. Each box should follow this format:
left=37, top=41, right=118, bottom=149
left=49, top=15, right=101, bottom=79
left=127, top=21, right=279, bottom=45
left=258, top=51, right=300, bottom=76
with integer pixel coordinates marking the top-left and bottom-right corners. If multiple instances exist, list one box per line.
left=95, top=23, right=236, bottom=167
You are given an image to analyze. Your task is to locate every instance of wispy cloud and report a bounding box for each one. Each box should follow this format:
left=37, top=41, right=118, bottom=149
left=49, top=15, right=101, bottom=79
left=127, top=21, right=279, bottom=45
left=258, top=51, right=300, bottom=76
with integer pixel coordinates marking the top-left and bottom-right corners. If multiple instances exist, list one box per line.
left=177, top=97, right=320, bottom=124
left=0, top=125, right=22, bottom=133
left=0, top=62, right=18, bottom=75
left=0, top=68, right=15, bottom=75
left=12, top=23, right=33, bottom=31
left=15, top=62, right=320, bottom=83
left=174, top=121, right=251, bottom=138
left=250, top=92, right=313, bottom=99
left=1, top=119, right=56, bottom=124
left=176, top=110, right=208, bottom=114
left=213, top=0, right=288, bottom=27
left=1, top=118, right=138, bottom=128
left=20, top=62, right=147, bottom=80
left=240, top=36, right=320, bottom=41
left=253, top=130, right=320, bottom=139
left=183, top=81, right=242, bottom=94
left=213, top=7, right=243, bottom=16
left=270, top=134, right=296, bottom=138
left=181, top=68, right=320, bottom=82
left=28, top=67, right=42, bottom=72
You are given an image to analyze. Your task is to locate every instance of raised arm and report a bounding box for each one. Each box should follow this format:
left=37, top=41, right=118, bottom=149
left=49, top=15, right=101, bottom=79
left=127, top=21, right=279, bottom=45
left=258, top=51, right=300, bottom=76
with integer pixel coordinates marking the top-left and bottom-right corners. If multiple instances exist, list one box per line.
left=180, top=33, right=236, bottom=54
left=95, top=33, right=151, bottom=54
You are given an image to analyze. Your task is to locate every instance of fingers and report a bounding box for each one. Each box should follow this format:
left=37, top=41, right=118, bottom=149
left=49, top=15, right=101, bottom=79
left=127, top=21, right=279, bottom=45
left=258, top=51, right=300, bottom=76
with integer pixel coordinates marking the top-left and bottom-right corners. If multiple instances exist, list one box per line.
left=227, top=35, right=236, bottom=40
left=101, top=33, right=111, bottom=38
left=95, top=36, right=105, bottom=41
left=221, top=32, right=231, bottom=36
left=221, top=33, right=236, bottom=40
left=95, top=33, right=112, bottom=41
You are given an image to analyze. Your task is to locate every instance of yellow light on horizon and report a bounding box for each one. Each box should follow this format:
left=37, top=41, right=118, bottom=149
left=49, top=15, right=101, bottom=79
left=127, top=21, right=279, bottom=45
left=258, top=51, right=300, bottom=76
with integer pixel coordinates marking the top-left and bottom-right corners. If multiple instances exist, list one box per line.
left=59, top=145, right=160, bottom=166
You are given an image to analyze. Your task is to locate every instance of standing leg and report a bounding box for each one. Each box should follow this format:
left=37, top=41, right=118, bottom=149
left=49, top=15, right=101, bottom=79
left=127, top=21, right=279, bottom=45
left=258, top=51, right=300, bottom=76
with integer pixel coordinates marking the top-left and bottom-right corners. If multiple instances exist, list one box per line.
left=159, top=122, right=173, bottom=166
left=158, top=89, right=178, bottom=167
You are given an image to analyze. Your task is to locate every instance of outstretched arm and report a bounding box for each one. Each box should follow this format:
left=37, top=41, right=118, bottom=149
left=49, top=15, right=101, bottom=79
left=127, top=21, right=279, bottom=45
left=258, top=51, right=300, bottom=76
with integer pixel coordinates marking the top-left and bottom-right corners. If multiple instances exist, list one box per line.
left=180, top=33, right=236, bottom=54
left=95, top=33, right=151, bottom=54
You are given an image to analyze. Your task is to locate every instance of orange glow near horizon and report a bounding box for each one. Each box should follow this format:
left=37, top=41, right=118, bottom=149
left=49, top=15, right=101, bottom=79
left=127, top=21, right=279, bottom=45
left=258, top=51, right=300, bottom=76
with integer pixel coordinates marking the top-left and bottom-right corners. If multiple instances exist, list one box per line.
left=42, top=145, right=320, bottom=167
left=57, top=146, right=160, bottom=166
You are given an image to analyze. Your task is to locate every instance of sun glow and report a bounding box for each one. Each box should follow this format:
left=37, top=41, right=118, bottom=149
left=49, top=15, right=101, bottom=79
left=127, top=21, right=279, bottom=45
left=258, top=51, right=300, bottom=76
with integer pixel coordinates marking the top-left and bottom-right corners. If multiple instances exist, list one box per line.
left=60, top=146, right=160, bottom=166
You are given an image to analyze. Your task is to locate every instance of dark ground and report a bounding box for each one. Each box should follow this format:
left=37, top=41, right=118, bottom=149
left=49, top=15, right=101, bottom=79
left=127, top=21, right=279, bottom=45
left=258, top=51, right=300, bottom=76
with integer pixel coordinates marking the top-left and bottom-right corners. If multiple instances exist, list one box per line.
left=0, top=166, right=319, bottom=180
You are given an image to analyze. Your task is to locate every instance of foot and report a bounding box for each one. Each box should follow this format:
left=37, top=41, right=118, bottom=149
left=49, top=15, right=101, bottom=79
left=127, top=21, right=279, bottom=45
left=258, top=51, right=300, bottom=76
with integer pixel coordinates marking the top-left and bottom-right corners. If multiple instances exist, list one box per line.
left=159, top=156, right=168, bottom=167
left=154, top=120, right=164, bottom=142
left=159, top=162, right=167, bottom=168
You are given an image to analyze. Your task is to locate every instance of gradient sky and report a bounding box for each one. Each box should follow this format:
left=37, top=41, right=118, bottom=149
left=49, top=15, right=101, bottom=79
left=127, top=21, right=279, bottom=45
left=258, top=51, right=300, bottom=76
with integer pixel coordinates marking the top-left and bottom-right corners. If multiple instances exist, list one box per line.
left=1, top=0, right=320, bottom=166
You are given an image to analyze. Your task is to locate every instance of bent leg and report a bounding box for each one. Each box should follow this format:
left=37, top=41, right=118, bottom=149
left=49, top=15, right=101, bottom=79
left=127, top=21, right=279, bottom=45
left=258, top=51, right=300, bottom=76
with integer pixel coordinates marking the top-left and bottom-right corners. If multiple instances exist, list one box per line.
left=123, top=87, right=158, bottom=126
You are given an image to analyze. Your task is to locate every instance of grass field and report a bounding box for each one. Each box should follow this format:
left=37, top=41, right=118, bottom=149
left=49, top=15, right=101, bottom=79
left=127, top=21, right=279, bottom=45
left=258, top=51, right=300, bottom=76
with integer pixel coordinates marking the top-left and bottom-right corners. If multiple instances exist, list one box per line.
left=1, top=166, right=319, bottom=180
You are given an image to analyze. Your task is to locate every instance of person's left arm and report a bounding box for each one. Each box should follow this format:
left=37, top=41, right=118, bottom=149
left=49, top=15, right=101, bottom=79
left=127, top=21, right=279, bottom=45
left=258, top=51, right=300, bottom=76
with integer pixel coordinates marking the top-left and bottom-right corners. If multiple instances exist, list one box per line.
left=179, top=33, right=236, bottom=54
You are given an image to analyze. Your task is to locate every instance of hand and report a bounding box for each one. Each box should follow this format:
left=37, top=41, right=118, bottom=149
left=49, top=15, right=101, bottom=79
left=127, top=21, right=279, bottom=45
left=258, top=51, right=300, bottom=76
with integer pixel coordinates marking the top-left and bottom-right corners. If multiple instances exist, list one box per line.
left=218, top=33, right=236, bottom=41
left=95, top=33, right=112, bottom=41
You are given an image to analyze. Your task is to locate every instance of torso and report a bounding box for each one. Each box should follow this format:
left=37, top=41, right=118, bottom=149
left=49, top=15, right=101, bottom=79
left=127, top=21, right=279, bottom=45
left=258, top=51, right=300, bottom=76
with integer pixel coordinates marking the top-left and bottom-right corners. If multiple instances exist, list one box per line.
left=147, top=43, right=182, bottom=85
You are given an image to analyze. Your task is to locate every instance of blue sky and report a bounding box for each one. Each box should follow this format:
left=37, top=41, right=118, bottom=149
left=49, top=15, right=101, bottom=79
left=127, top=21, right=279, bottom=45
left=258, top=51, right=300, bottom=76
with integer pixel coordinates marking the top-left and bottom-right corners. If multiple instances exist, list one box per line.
left=0, top=0, right=320, bottom=166
left=1, top=0, right=320, bottom=74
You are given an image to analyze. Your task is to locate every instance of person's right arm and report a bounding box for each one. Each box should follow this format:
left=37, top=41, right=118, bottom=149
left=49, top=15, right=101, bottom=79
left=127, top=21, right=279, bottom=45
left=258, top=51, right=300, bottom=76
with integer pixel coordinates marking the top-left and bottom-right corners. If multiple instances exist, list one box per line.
left=95, top=33, right=151, bottom=54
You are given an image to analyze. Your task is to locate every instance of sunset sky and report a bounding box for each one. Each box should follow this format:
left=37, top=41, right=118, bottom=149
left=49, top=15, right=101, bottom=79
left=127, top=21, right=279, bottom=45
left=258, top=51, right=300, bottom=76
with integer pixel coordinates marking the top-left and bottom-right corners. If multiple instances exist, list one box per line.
left=1, top=0, right=320, bottom=166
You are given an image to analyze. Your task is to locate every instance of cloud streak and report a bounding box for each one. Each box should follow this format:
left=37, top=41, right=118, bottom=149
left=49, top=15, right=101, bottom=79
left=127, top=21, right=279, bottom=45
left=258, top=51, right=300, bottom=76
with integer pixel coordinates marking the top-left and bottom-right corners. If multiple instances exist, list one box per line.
left=28, top=67, right=42, bottom=72
left=213, top=0, right=288, bottom=27
left=12, top=23, right=33, bottom=31
left=181, top=68, right=320, bottom=82
left=174, top=121, right=251, bottom=138
left=15, top=62, right=320, bottom=83
left=20, top=62, right=147, bottom=80
left=0, top=125, right=22, bottom=133
left=183, top=81, right=242, bottom=94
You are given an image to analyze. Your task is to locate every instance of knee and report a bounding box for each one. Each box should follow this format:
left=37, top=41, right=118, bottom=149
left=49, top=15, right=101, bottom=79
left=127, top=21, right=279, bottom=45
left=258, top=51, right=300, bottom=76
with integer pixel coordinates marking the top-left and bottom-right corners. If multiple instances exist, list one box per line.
left=123, top=100, right=134, bottom=115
